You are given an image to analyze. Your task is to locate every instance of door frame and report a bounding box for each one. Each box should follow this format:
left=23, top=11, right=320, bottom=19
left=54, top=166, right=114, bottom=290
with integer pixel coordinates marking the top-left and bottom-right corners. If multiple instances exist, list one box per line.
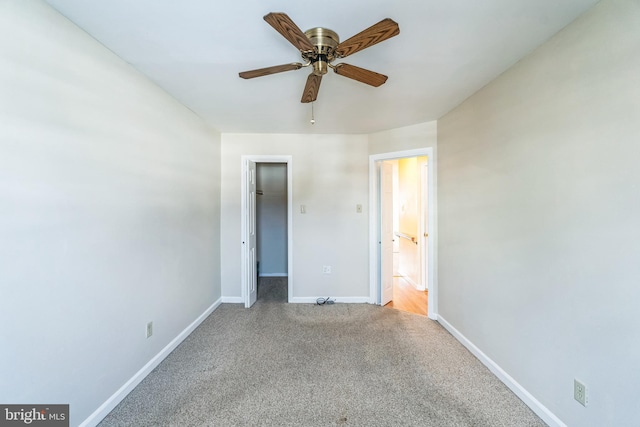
left=369, top=148, right=437, bottom=319
left=419, top=161, right=428, bottom=291
left=241, top=155, right=293, bottom=307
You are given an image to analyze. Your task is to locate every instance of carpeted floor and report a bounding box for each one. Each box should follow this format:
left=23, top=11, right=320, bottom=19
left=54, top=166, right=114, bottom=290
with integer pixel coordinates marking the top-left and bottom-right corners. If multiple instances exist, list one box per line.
left=99, top=278, right=546, bottom=426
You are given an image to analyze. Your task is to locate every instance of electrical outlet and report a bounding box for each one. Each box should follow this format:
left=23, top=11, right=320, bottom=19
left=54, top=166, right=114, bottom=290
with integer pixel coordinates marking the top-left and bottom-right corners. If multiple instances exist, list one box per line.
left=146, top=321, right=153, bottom=338
left=574, top=379, right=588, bottom=406
left=356, top=204, right=362, bottom=213
left=322, top=265, right=331, bottom=274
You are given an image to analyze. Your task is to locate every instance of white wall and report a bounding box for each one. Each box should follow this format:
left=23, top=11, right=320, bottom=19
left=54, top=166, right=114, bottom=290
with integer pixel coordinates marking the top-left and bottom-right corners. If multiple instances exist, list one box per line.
left=437, top=0, right=640, bottom=425
left=256, top=163, right=287, bottom=276
left=368, top=121, right=437, bottom=155
left=221, top=134, right=369, bottom=300
left=0, top=1, right=221, bottom=425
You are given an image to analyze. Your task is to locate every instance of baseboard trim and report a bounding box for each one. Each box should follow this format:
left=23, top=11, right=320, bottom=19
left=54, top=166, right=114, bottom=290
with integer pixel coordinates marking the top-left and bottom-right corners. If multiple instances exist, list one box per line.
left=289, top=296, right=371, bottom=304
left=396, top=271, right=424, bottom=291
left=79, top=297, right=223, bottom=427
left=221, top=296, right=243, bottom=303
left=437, top=315, right=566, bottom=427
left=258, top=273, right=287, bottom=277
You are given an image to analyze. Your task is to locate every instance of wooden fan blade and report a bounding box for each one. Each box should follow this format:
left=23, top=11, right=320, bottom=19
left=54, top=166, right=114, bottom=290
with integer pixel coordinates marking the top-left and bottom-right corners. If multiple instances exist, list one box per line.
left=264, top=12, right=316, bottom=53
left=333, top=63, right=388, bottom=87
left=301, top=74, right=322, bottom=103
left=239, top=63, right=303, bottom=79
left=334, top=18, right=400, bottom=58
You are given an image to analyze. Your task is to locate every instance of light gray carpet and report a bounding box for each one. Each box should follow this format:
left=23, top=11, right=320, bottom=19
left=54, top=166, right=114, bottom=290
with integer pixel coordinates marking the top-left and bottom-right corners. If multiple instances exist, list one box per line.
left=99, top=278, right=546, bottom=426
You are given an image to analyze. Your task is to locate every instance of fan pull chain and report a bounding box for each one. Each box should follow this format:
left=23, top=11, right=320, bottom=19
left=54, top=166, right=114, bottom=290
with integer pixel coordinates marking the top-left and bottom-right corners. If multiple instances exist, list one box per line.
left=310, top=102, right=315, bottom=125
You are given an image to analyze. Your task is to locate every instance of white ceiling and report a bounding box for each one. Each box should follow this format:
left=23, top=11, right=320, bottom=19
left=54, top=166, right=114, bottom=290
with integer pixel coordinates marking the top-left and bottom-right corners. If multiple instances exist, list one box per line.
left=44, top=0, right=599, bottom=134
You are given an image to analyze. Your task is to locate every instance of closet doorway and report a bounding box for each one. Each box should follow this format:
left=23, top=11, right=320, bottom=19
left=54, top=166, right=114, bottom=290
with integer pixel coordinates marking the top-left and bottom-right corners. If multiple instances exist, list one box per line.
left=241, top=156, right=293, bottom=308
left=256, top=163, right=288, bottom=302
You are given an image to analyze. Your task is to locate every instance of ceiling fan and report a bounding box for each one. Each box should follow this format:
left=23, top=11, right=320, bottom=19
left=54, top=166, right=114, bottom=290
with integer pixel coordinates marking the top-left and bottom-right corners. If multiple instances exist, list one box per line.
left=239, top=13, right=400, bottom=103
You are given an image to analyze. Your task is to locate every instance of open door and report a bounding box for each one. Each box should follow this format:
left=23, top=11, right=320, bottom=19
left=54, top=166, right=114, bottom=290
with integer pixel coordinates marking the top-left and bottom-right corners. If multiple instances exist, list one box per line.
left=380, top=161, right=394, bottom=306
left=245, top=160, right=258, bottom=307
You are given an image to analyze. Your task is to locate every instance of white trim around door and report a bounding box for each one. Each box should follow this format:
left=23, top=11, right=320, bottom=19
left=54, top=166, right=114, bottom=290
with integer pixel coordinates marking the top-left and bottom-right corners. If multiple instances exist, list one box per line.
left=241, top=155, right=293, bottom=307
left=369, top=148, right=437, bottom=320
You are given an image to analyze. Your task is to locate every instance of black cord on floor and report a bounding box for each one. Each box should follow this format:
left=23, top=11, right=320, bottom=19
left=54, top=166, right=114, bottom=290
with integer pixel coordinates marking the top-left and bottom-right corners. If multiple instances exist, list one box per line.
left=316, top=297, right=335, bottom=305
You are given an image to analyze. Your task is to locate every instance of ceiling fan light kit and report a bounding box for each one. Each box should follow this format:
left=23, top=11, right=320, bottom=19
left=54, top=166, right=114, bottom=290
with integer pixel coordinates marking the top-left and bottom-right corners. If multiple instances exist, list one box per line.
left=239, top=12, right=400, bottom=104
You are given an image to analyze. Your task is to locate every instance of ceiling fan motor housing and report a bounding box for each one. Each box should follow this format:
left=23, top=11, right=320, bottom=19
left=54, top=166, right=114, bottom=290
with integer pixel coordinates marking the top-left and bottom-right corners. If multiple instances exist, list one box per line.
left=303, top=27, right=339, bottom=76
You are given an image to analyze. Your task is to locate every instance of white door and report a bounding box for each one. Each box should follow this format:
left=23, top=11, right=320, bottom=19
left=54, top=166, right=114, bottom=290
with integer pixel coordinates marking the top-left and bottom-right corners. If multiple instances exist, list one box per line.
left=381, top=161, right=394, bottom=306
left=246, top=160, right=258, bottom=307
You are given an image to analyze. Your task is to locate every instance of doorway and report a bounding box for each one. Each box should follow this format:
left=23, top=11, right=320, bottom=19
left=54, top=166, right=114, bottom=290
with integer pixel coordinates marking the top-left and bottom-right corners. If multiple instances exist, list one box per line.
left=241, top=156, right=293, bottom=308
left=369, top=148, right=436, bottom=319
left=385, top=157, right=428, bottom=316
left=256, top=163, right=288, bottom=302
